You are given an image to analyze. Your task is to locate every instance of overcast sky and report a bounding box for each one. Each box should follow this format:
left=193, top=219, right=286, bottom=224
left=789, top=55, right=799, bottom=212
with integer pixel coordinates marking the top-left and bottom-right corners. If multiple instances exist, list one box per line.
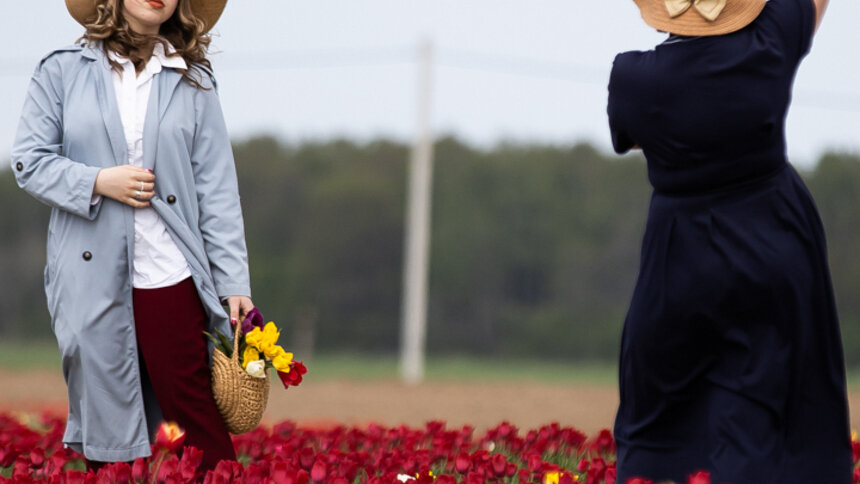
left=2, top=1, right=858, bottom=168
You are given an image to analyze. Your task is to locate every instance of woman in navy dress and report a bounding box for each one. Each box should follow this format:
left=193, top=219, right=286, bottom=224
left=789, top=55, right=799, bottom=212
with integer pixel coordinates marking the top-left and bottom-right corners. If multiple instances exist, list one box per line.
left=608, top=0, right=851, bottom=482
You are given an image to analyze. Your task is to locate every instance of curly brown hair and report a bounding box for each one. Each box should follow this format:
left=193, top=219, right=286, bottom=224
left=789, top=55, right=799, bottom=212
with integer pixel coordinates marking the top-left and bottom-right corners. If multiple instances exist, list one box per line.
left=81, top=0, right=213, bottom=89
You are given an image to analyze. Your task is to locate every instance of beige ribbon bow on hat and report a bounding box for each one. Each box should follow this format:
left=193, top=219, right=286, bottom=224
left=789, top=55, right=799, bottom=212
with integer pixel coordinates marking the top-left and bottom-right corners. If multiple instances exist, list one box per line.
left=664, top=0, right=727, bottom=22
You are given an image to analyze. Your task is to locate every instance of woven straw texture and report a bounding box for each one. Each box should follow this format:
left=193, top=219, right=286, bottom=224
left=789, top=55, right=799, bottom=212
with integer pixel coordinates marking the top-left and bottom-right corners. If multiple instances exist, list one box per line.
left=211, top=324, right=270, bottom=435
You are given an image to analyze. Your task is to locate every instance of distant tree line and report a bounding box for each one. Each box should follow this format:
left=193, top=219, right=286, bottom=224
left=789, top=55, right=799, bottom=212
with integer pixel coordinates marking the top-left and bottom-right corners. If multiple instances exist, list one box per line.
left=3, top=137, right=860, bottom=366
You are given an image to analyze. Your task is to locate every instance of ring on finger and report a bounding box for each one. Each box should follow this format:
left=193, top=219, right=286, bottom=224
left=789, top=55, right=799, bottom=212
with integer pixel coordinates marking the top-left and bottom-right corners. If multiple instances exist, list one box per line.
left=140, top=181, right=145, bottom=192
left=135, top=190, right=142, bottom=199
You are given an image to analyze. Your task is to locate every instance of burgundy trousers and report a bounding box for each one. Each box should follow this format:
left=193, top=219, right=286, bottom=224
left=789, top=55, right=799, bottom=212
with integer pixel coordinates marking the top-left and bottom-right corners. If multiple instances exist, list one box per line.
left=132, top=277, right=236, bottom=472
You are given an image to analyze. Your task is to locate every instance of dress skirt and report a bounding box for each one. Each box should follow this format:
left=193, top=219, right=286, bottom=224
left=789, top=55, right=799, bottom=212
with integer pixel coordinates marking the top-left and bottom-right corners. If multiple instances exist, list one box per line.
left=613, top=163, right=852, bottom=484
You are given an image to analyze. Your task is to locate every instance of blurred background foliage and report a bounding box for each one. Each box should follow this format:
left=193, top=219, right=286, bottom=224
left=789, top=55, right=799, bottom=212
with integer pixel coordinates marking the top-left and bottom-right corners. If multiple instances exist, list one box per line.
left=3, top=137, right=860, bottom=367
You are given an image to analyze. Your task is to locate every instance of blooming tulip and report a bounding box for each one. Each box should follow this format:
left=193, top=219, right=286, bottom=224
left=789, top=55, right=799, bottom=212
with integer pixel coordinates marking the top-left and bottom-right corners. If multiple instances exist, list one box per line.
left=310, top=458, right=327, bottom=482
left=246, top=359, right=266, bottom=379
left=272, top=351, right=294, bottom=372
left=242, top=346, right=260, bottom=369
left=244, top=327, right=263, bottom=349
left=277, top=360, right=307, bottom=388
left=544, top=470, right=562, bottom=484
left=265, top=343, right=287, bottom=360
left=256, top=322, right=280, bottom=354
left=154, top=422, right=186, bottom=453
left=241, top=307, right=265, bottom=335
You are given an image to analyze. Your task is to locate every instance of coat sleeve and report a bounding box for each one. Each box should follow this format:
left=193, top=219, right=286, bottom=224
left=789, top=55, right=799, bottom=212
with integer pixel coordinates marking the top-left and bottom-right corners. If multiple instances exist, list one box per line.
left=191, top=75, right=252, bottom=300
left=11, top=53, right=102, bottom=220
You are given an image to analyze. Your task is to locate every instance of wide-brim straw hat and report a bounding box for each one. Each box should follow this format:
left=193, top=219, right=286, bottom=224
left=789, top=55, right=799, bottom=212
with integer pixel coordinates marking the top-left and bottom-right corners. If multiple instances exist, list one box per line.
left=66, top=0, right=227, bottom=33
left=633, top=0, right=767, bottom=36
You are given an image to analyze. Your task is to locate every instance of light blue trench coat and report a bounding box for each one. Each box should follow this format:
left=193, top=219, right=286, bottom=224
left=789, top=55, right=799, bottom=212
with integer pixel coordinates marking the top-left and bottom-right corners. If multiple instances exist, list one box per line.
left=11, top=43, right=251, bottom=462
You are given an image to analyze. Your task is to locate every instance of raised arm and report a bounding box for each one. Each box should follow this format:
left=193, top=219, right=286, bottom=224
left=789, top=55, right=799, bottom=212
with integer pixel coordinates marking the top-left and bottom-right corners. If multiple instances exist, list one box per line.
left=813, top=0, right=829, bottom=32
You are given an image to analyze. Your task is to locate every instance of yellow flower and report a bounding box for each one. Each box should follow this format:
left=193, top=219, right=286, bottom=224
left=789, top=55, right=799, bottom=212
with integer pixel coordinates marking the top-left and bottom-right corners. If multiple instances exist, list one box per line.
left=544, top=471, right=561, bottom=484
left=257, top=322, right=281, bottom=353
left=264, top=343, right=286, bottom=360
left=242, top=346, right=260, bottom=369
left=245, top=327, right=263, bottom=349
left=272, top=351, right=294, bottom=372
left=262, top=322, right=280, bottom=343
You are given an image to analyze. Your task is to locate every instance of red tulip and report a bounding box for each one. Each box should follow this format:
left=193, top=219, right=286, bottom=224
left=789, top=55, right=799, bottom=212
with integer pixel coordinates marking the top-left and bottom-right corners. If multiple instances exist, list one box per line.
left=277, top=360, right=308, bottom=389
left=688, top=471, right=711, bottom=484
left=154, top=422, right=186, bottom=453
left=298, top=446, right=315, bottom=470
left=491, top=453, right=507, bottom=477
left=605, top=465, right=617, bottom=484
left=132, top=458, right=148, bottom=482
left=109, top=462, right=132, bottom=483
left=179, top=446, right=204, bottom=481
left=310, top=458, right=327, bottom=482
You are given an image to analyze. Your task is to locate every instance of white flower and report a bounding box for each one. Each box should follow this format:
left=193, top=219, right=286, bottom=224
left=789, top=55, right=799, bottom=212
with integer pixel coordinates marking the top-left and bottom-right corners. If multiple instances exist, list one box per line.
left=396, top=474, right=416, bottom=482
left=246, top=359, right=266, bottom=379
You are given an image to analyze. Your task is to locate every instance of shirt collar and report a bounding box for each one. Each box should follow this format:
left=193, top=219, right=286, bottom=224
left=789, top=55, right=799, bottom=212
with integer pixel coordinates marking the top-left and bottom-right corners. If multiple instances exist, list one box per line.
left=108, top=40, right=188, bottom=77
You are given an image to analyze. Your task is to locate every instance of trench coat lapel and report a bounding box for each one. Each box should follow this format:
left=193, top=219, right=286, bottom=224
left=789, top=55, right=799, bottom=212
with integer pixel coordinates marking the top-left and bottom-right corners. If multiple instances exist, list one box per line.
left=158, top=68, right=183, bottom=121
left=92, top=51, right=127, bottom=166
left=143, top=69, right=183, bottom=172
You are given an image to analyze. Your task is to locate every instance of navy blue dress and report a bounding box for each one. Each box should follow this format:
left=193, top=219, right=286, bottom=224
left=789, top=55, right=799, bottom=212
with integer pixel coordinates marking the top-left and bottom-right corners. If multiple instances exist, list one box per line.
left=608, top=0, right=852, bottom=482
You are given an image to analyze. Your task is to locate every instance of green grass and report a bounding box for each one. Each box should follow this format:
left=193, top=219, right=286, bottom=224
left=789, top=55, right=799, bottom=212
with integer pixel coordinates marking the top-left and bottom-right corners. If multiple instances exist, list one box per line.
left=0, top=340, right=61, bottom=370
left=0, top=340, right=615, bottom=384
left=5, top=341, right=860, bottom=390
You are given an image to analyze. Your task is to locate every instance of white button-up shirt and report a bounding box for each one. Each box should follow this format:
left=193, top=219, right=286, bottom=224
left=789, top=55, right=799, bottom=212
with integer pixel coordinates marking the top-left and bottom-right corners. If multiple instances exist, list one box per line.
left=109, top=42, right=191, bottom=289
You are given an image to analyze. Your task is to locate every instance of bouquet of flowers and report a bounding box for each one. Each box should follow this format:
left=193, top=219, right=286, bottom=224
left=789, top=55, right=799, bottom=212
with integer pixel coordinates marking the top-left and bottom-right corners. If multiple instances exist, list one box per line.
left=205, top=308, right=307, bottom=389
left=204, top=308, right=306, bottom=434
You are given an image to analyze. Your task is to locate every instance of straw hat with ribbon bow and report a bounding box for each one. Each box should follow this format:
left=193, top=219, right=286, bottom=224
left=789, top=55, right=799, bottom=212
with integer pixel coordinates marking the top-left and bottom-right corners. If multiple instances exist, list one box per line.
left=633, top=0, right=767, bottom=36
left=65, top=0, right=227, bottom=33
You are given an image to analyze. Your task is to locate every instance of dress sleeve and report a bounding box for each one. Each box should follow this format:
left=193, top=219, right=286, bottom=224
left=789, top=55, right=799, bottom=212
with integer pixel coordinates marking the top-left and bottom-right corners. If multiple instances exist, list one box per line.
left=607, top=55, right=636, bottom=154
left=757, top=0, right=817, bottom=61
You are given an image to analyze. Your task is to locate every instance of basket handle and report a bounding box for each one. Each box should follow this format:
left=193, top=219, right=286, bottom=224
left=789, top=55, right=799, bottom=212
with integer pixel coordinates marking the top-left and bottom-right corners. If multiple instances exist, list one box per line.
left=232, top=320, right=242, bottom=365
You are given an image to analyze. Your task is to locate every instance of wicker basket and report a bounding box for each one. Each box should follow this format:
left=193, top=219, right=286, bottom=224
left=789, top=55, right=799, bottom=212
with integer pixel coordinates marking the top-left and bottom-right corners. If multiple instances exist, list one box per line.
left=211, top=323, right=270, bottom=434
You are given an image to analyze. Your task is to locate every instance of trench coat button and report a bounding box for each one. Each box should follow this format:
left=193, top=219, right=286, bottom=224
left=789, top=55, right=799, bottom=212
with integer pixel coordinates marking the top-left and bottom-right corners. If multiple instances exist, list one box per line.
left=82, top=251, right=92, bottom=261
left=15, top=162, right=23, bottom=171
left=167, top=195, right=176, bottom=204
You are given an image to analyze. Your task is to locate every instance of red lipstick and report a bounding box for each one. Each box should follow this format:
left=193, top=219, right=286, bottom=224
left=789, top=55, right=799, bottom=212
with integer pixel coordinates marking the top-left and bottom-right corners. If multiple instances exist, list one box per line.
left=147, top=0, right=165, bottom=8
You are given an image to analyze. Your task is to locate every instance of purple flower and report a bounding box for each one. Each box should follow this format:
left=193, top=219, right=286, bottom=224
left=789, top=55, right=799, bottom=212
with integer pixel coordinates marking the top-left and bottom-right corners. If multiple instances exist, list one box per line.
left=241, top=307, right=265, bottom=334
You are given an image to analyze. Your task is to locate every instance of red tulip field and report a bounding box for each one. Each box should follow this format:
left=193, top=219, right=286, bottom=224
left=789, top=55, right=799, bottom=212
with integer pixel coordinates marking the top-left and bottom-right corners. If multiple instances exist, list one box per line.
left=2, top=367, right=860, bottom=483
left=2, top=411, right=860, bottom=483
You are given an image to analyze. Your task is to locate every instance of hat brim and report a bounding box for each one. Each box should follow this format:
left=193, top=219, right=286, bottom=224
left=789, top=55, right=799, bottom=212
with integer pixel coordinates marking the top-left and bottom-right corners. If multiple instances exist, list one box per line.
left=65, top=0, right=227, bottom=33
left=633, top=0, right=767, bottom=36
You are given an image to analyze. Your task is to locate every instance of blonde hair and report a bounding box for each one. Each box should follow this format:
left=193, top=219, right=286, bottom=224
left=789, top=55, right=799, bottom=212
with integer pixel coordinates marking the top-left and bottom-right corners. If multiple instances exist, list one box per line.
left=81, top=0, right=213, bottom=89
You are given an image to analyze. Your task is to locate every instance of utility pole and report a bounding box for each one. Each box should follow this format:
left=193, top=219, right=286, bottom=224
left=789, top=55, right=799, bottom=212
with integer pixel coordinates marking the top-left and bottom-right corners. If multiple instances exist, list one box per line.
left=400, top=39, right=435, bottom=384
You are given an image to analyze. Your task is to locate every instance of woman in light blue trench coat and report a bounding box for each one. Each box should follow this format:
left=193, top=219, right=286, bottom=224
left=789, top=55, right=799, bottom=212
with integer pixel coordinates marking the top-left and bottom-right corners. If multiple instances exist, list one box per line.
left=11, top=0, right=252, bottom=472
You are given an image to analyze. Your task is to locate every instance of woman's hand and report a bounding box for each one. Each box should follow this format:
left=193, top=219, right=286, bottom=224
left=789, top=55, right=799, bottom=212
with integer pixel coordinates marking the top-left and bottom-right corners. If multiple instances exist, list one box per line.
left=93, top=165, right=156, bottom=208
left=226, top=296, right=255, bottom=326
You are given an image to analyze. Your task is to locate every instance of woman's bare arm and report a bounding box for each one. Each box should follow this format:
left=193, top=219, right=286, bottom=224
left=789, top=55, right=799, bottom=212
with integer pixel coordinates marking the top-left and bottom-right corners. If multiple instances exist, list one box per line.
left=813, top=0, right=829, bottom=32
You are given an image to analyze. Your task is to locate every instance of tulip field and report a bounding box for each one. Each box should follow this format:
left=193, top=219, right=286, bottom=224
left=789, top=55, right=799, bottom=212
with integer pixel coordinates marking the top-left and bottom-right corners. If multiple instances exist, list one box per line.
left=0, top=412, right=607, bottom=483
left=2, top=411, right=859, bottom=484
left=0, top=412, right=655, bottom=483
left=2, top=353, right=860, bottom=483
